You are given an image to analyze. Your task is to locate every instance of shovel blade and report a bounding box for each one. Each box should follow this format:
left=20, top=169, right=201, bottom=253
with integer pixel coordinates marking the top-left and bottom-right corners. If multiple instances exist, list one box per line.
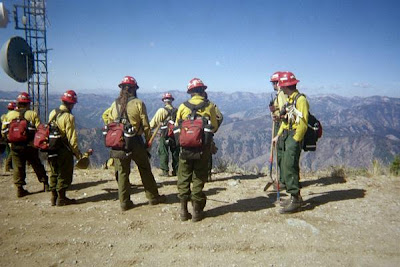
left=263, top=181, right=274, bottom=191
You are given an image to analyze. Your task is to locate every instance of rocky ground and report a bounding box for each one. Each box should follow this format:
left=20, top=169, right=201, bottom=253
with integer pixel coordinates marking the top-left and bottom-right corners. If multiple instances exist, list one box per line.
left=0, top=166, right=399, bottom=266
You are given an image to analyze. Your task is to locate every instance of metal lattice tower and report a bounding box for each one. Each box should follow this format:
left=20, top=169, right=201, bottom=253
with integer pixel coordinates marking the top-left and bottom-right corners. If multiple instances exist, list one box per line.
left=13, top=0, right=48, bottom=121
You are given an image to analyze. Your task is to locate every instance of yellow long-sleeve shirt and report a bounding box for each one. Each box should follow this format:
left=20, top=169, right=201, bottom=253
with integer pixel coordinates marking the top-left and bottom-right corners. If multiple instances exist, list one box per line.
left=210, top=101, right=223, bottom=130
left=149, top=103, right=175, bottom=129
left=272, top=90, right=288, bottom=118
left=1, top=108, right=40, bottom=147
left=102, top=107, right=112, bottom=125
left=49, top=104, right=81, bottom=157
left=277, top=91, right=309, bottom=142
left=175, top=94, right=218, bottom=133
left=105, top=97, right=152, bottom=142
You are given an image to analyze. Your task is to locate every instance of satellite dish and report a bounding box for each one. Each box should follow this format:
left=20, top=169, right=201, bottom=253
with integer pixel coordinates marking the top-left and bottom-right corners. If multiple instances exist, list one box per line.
left=0, top=2, right=9, bottom=28
left=0, top=36, right=34, bottom=83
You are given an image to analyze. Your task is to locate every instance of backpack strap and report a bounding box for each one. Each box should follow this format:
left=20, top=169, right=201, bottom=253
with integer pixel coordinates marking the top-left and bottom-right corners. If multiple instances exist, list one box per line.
left=293, top=93, right=305, bottom=108
left=163, top=107, right=177, bottom=121
left=116, top=97, right=137, bottom=124
left=49, top=109, right=64, bottom=123
left=183, top=100, right=210, bottom=119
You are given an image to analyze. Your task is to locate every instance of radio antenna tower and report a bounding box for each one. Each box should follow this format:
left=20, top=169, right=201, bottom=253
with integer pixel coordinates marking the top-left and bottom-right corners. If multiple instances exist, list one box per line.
left=14, top=0, right=48, bottom=121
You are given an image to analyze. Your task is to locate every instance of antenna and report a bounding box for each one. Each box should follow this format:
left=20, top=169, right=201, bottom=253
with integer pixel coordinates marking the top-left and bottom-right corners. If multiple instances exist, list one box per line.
left=0, top=36, right=34, bottom=82
left=13, top=0, right=49, bottom=122
left=0, top=2, right=9, bottom=28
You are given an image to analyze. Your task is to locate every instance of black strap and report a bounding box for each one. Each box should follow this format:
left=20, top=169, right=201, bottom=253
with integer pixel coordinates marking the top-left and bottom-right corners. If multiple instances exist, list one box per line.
left=183, top=100, right=210, bottom=119
left=293, top=93, right=305, bottom=108
left=163, top=107, right=177, bottom=121
left=115, top=97, right=136, bottom=123
left=289, top=93, right=309, bottom=130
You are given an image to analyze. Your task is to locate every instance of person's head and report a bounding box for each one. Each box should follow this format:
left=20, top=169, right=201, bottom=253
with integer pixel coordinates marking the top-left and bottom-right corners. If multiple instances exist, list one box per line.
left=61, top=90, right=78, bottom=110
left=187, top=78, right=207, bottom=96
left=7, top=101, right=16, bottom=110
left=16, top=92, right=31, bottom=109
left=270, top=71, right=282, bottom=91
left=161, top=93, right=174, bottom=104
left=278, top=71, right=299, bottom=96
left=118, top=76, right=139, bottom=112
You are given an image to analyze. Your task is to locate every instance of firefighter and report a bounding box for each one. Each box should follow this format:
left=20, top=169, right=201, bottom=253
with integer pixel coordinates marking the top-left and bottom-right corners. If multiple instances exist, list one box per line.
left=1, top=101, right=16, bottom=172
left=1, top=93, right=49, bottom=197
left=176, top=78, right=218, bottom=222
left=149, top=93, right=179, bottom=177
left=103, top=76, right=166, bottom=211
left=203, top=92, right=223, bottom=181
left=272, top=71, right=309, bottom=213
left=48, top=90, right=82, bottom=206
left=269, top=71, right=288, bottom=189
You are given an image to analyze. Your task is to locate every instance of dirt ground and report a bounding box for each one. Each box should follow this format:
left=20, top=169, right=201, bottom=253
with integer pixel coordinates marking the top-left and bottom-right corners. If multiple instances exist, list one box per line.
left=1, top=166, right=400, bottom=267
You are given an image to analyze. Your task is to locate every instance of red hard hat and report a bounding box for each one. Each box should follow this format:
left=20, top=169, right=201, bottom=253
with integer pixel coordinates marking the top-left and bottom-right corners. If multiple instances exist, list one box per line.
left=187, top=78, right=207, bottom=92
left=7, top=101, right=16, bottom=110
left=278, top=71, right=300, bottom=87
left=17, top=92, right=31, bottom=103
left=162, top=93, right=174, bottom=101
left=119, top=76, right=139, bottom=89
left=270, top=71, right=282, bottom=82
left=61, top=90, right=78, bottom=104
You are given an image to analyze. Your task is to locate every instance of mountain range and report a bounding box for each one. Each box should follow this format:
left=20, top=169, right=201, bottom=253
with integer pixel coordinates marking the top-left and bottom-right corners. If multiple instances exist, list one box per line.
left=1, top=90, right=399, bottom=171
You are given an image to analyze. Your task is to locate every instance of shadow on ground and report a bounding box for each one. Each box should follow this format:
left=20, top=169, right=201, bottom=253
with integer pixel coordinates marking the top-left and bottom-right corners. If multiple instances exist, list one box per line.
left=212, top=174, right=265, bottom=183
left=206, top=196, right=274, bottom=218
left=301, top=175, right=347, bottom=188
left=70, top=180, right=108, bottom=191
left=302, top=188, right=366, bottom=211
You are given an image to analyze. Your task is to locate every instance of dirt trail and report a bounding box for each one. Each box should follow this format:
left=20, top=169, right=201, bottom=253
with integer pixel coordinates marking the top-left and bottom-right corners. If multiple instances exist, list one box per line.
left=1, top=167, right=399, bottom=266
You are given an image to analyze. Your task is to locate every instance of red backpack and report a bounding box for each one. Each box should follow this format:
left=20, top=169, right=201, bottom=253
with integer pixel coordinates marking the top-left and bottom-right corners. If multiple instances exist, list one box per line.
left=103, top=98, right=137, bottom=151
left=160, top=107, right=177, bottom=139
left=5, top=110, right=34, bottom=143
left=33, top=109, right=65, bottom=151
left=178, top=100, right=213, bottom=148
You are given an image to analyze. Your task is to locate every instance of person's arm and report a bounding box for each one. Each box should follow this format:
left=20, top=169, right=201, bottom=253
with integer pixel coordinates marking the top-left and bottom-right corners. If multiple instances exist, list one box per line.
left=102, top=107, right=112, bottom=124
left=64, top=114, right=81, bottom=158
left=293, top=96, right=309, bottom=142
left=150, top=108, right=167, bottom=129
left=140, top=102, right=152, bottom=143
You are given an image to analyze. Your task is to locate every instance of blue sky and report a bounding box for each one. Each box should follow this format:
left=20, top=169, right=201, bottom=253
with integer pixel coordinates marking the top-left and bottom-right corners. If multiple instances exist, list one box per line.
left=1, top=0, right=400, bottom=97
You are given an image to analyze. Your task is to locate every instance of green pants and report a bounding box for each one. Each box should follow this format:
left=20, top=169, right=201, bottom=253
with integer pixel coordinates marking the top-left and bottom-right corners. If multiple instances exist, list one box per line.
left=5, top=144, right=13, bottom=170
left=158, top=137, right=179, bottom=173
left=11, top=145, right=48, bottom=186
left=48, top=146, right=74, bottom=191
left=177, top=145, right=211, bottom=202
left=280, top=131, right=302, bottom=196
left=114, top=138, right=160, bottom=205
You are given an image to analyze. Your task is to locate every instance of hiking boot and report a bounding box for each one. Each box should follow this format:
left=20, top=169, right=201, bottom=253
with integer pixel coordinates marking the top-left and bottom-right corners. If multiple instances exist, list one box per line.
left=179, top=199, right=192, bottom=221
left=160, top=170, right=169, bottom=177
left=207, top=173, right=212, bottom=182
left=17, top=187, right=30, bottom=198
left=56, top=189, right=77, bottom=206
left=149, top=195, right=167, bottom=205
left=279, top=194, right=303, bottom=214
left=121, top=200, right=135, bottom=211
left=51, top=190, right=58, bottom=206
left=280, top=195, right=303, bottom=207
left=171, top=170, right=177, bottom=177
left=192, top=201, right=204, bottom=222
